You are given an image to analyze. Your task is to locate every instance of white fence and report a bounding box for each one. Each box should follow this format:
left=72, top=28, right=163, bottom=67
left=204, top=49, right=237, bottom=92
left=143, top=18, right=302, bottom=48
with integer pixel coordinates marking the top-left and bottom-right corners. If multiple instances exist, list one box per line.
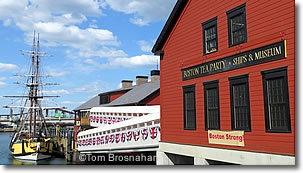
left=77, top=106, right=160, bottom=153
left=89, top=106, right=160, bottom=127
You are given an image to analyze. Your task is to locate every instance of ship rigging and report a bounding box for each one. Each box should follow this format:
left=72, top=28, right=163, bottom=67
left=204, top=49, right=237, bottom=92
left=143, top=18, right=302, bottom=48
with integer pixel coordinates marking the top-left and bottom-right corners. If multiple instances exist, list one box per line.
left=2, top=32, right=66, bottom=161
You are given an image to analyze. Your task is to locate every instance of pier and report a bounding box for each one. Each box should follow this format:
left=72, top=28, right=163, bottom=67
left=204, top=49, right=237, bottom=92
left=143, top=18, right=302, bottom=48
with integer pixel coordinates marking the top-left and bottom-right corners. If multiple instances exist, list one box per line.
left=0, top=109, right=76, bottom=161
left=48, top=125, right=76, bottom=161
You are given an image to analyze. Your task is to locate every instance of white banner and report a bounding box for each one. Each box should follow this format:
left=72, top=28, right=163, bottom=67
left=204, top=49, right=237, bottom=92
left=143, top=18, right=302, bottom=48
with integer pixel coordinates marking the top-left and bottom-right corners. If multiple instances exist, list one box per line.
left=208, top=130, right=244, bottom=147
left=77, top=125, right=160, bottom=151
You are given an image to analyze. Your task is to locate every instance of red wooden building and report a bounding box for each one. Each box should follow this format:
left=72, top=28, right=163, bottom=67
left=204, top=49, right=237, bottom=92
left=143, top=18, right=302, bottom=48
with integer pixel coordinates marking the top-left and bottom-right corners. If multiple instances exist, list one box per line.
left=152, top=0, right=295, bottom=165
left=73, top=70, right=160, bottom=140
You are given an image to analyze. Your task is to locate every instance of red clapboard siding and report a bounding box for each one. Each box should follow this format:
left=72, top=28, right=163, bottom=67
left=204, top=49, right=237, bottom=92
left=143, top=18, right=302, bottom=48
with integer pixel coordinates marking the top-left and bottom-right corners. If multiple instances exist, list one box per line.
left=160, top=0, right=295, bottom=156
left=110, top=91, right=129, bottom=102
left=143, top=90, right=161, bottom=105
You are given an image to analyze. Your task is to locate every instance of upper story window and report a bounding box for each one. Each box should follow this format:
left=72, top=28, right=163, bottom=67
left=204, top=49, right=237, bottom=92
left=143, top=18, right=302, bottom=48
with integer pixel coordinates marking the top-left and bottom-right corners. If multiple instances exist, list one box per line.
left=202, top=17, right=218, bottom=55
left=261, top=67, right=291, bottom=133
left=100, top=94, right=110, bottom=105
left=227, top=4, right=247, bottom=47
left=183, top=85, right=196, bottom=130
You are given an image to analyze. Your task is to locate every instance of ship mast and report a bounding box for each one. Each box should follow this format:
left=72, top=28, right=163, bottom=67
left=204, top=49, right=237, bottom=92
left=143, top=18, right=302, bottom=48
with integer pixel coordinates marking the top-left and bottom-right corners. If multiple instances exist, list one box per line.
left=33, top=32, right=39, bottom=137
left=27, top=32, right=44, bottom=138
left=3, top=31, right=63, bottom=139
left=29, top=31, right=36, bottom=138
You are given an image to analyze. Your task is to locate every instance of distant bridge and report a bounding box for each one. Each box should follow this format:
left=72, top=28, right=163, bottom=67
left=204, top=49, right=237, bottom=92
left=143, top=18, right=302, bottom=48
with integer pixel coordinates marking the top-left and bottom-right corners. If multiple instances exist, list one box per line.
left=0, top=113, right=25, bottom=117
left=0, top=107, right=75, bottom=126
left=0, top=117, right=74, bottom=126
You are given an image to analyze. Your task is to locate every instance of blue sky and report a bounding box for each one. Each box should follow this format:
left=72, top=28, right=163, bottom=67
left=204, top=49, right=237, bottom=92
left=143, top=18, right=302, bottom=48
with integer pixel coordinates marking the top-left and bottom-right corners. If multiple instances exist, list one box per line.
left=0, top=0, right=177, bottom=114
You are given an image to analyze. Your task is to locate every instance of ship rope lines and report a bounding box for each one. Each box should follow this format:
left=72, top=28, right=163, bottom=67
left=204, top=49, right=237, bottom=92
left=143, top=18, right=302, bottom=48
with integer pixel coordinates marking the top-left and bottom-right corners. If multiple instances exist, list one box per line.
left=2, top=32, right=68, bottom=161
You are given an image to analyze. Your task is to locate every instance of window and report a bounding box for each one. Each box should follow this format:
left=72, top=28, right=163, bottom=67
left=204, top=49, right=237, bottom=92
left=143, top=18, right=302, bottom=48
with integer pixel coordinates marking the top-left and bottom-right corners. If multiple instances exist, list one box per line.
left=262, top=67, right=291, bottom=133
left=204, top=80, right=220, bottom=130
left=100, top=94, right=110, bottom=105
left=202, top=17, right=218, bottom=55
left=183, top=85, right=196, bottom=130
left=227, top=4, right=247, bottom=47
left=229, top=74, right=251, bottom=131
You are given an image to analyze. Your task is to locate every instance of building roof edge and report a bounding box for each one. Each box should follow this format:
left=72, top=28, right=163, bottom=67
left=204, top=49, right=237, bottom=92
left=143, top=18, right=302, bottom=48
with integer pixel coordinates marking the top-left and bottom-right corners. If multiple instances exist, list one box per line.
left=152, top=0, right=189, bottom=54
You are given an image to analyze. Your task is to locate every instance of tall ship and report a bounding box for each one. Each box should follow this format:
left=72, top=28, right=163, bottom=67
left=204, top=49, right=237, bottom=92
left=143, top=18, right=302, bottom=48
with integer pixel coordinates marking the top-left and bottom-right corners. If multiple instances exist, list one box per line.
left=3, top=32, right=61, bottom=161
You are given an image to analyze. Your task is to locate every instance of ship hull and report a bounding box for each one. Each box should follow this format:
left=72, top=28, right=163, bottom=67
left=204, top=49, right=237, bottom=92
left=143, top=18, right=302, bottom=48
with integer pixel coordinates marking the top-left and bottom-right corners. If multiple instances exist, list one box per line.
left=11, top=138, right=53, bottom=161
left=13, top=153, right=52, bottom=161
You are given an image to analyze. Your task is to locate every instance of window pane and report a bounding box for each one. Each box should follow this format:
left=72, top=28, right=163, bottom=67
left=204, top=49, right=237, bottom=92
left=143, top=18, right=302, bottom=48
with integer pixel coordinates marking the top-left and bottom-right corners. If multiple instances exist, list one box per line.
left=231, top=14, right=245, bottom=45
left=231, top=15, right=244, bottom=31
left=266, top=77, right=289, bottom=130
left=100, top=95, right=110, bottom=104
left=184, top=87, right=196, bottom=130
left=262, top=68, right=291, bottom=133
left=232, top=83, right=250, bottom=130
left=227, top=3, right=247, bottom=47
left=205, top=25, right=217, bottom=54
left=206, top=87, right=219, bottom=129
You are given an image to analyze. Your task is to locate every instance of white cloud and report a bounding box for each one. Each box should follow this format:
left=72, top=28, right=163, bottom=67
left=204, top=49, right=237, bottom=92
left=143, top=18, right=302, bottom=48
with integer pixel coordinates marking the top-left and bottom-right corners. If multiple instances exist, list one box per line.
left=0, top=0, right=103, bottom=26
left=89, top=24, right=98, bottom=29
left=103, top=0, right=177, bottom=26
left=109, top=54, right=159, bottom=67
left=137, top=40, right=153, bottom=52
left=30, top=22, right=119, bottom=49
left=61, top=101, right=85, bottom=105
left=77, top=47, right=127, bottom=59
left=48, top=71, right=69, bottom=77
left=3, top=18, right=11, bottom=26
left=81, top=54, right=160, bottom=69
left=0, top=0, right=118, bottom=61
left=130, top=17, right=149, bottom=27
left=42, top=89, right=71, bottom=95
left=0, top=0, right=28, bottom=20
left=89, top=19, right=98, bottom=29
left=30, top=0, right=103, bottom=17
left=73, top=82, right=102, bottom=94
left=0, top=62, right=19, bottom=72
left=0, top=81, right=7, bottom=88
left=53, top=13, right=87, bottom=25
left=0, top=0, right=172, bottom=71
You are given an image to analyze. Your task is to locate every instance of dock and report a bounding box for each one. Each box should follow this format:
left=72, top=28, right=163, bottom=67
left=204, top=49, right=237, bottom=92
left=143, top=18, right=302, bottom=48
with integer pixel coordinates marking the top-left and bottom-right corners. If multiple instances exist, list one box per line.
left=0, top=112, right=77, bottom=161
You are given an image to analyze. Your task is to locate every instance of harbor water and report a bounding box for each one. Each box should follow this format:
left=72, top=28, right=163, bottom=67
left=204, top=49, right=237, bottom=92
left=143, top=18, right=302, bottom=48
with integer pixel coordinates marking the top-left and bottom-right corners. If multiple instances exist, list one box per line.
left=0, top=132, right=81, bottom=165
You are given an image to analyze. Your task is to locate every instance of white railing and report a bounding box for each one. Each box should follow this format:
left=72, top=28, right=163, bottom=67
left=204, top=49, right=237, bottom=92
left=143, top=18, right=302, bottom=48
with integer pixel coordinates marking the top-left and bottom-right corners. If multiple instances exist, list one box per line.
left=77, top=111, right=160, bottom=153
left=89, top=105, right=160, bottom=127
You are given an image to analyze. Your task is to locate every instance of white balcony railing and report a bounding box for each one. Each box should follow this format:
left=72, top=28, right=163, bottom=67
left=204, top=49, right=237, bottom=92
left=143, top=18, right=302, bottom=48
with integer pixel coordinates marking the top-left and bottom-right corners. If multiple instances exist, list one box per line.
left=77, top=106, right=160, bottom=153
left=89, top=105, right=160, bottom=127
